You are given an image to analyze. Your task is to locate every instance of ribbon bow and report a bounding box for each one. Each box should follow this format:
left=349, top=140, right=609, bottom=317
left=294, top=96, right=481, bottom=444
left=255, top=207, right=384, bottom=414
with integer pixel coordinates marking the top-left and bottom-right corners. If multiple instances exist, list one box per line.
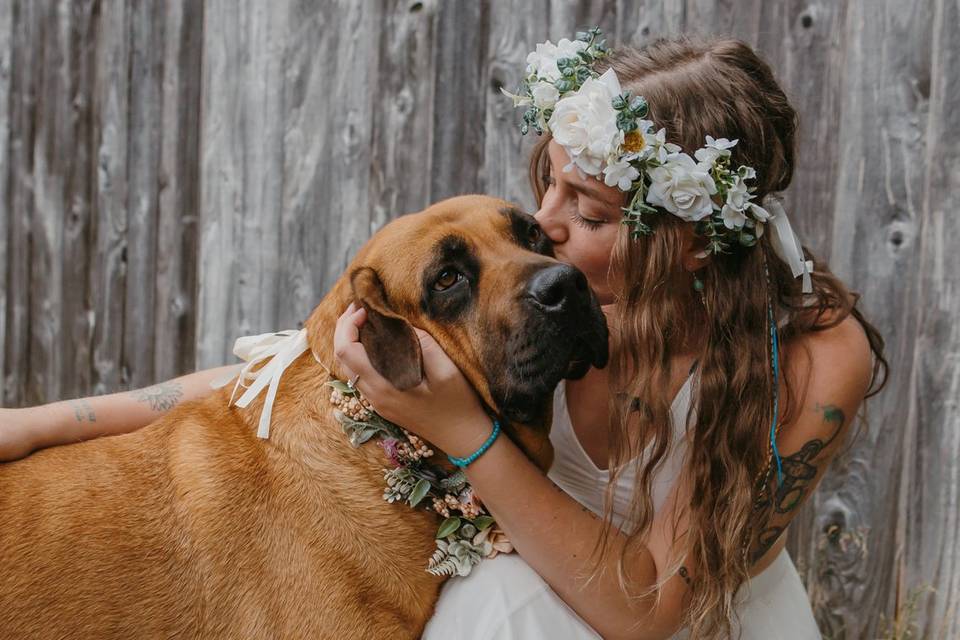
left=210, top=329, right=311, bottom=439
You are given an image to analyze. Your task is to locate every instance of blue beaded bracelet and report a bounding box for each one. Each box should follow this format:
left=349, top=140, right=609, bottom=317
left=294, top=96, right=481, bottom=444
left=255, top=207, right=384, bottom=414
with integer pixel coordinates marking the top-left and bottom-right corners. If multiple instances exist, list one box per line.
left=447, top=419, right=501, bottom=468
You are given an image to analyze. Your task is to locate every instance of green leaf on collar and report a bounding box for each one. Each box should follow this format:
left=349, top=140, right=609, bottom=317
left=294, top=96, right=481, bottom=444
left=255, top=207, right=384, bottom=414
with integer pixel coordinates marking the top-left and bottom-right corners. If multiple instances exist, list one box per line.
left=436, top=516, right=462, bottom=539
left=409, top=478, right=431, bottom=508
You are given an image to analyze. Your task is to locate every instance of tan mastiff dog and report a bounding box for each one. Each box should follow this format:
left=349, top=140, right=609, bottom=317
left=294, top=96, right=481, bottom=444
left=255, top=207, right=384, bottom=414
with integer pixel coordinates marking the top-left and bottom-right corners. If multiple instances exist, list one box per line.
left=0, top=195, right=608, bottom=639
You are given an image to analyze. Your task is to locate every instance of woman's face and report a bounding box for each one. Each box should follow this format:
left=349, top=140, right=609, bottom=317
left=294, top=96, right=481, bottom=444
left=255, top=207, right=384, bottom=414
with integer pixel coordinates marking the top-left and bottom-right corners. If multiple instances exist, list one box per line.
left=534, top=141, right=626, bottom=305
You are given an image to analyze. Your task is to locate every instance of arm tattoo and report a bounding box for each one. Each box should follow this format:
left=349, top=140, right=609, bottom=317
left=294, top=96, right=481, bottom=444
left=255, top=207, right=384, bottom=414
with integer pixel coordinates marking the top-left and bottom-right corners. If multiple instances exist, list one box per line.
left=131, top=382, right=184, bottom=412
left=750, top=404, right=846, bottom=563
left=71, top=400, right=96, bottom=423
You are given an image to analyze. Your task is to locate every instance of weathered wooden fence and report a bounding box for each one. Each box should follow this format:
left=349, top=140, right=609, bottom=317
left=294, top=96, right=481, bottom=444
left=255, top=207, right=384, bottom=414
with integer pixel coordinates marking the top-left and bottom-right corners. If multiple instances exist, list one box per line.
left=1, top=1, right=957, bottom=637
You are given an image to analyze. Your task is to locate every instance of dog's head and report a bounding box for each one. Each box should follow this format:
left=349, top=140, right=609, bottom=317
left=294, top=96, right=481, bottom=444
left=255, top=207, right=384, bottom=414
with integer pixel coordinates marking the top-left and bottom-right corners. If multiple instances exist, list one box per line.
left=336, top=195, right=608, bottom=468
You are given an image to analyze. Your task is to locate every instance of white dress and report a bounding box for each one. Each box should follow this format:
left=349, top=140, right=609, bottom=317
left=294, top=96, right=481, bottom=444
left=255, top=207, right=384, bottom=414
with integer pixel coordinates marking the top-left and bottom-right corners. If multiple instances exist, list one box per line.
left=422, top=373, right=822, bottom=639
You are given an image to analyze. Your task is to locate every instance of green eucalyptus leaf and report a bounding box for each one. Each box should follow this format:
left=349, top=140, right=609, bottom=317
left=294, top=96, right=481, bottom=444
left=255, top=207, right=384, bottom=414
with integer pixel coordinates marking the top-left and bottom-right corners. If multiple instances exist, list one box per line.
left=436, top=517, right=462, bottom=539
left=408, top=478, right=431, bottom=507
left=472, top=515, right=495, bottom=531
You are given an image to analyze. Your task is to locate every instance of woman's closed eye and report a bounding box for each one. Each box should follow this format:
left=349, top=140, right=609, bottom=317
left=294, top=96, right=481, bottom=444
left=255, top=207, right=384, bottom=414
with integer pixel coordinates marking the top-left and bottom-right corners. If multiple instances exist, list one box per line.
left=543, top=173, right=608, bottom=231
left=569, top=211, right=605, bottom=231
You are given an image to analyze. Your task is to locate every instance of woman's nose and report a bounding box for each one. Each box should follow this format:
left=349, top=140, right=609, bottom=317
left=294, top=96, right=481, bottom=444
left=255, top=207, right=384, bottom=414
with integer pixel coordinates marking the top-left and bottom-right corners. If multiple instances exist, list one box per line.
left=534, top=204, right=567, bottom=244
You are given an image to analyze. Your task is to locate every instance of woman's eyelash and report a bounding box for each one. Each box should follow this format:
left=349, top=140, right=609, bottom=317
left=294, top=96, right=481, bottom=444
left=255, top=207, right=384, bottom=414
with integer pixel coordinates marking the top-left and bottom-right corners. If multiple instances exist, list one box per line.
left=569, top=212, right=603, bottom=231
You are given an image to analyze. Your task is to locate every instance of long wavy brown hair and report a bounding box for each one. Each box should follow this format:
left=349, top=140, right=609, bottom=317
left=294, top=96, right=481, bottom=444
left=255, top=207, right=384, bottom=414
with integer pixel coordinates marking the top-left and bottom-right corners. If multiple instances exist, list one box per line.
left=528, top=35, right=888, bottom=637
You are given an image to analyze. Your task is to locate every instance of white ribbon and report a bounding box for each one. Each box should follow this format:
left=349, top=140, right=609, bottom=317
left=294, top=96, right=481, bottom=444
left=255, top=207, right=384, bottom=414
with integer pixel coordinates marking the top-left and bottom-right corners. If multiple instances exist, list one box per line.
left=764, top=198, right=813, bottom=294
left=209, top=329, right=311, bottom=439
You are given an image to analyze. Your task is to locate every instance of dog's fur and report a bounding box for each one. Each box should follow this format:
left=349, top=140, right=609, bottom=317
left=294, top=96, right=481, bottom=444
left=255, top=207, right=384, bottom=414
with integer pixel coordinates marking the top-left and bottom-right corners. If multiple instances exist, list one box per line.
left=0, top=196, right=607, bottom=639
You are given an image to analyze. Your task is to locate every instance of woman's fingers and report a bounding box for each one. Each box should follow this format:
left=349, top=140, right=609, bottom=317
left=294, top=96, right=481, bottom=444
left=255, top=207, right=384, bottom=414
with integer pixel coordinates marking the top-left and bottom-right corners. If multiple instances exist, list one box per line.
left=333, top=302, right=396, bottom=408
left=414, top=327, right=461, bottom=383
left=333, top=302, right=373, bottom=381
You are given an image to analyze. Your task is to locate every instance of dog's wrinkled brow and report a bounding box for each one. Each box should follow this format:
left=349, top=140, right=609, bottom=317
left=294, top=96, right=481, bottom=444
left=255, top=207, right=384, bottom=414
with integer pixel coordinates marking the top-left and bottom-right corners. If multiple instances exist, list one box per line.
left=499, top=206, right=553, bottom=257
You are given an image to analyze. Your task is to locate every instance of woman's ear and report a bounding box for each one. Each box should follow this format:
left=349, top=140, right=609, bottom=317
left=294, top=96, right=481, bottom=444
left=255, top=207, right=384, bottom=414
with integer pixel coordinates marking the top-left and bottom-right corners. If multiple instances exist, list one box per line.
left=350, top=267, right=424, bottom=390
left=680, top=224, right=711, bottom=272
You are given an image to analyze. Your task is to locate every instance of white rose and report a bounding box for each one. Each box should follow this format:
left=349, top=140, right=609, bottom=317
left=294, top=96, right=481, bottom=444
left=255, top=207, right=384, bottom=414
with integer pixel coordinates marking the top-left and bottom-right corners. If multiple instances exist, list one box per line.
left=548, top=68, right=624, bottom=176
left=602, top=158, right=640, bottom=191
left=646, top=154, right=718, bottom=221
left=530, top=81, right=560, bottom=109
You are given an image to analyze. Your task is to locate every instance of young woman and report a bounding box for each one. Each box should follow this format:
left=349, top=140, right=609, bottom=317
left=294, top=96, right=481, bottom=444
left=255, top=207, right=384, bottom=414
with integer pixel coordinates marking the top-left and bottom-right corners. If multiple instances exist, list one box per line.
left=1, top=34, right=885, bottom=638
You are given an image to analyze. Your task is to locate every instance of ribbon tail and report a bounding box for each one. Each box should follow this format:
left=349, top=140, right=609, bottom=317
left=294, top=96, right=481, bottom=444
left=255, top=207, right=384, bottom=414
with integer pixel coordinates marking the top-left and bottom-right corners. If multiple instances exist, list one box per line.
left=766, top=199, right=814, bottom=294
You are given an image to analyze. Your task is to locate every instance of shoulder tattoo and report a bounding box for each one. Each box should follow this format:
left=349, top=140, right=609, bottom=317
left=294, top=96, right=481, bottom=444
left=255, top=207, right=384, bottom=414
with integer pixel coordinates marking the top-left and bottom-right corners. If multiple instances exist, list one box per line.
left=131, top=381, right=184, bottom=412
left=750, top=403, right=846, bottom=562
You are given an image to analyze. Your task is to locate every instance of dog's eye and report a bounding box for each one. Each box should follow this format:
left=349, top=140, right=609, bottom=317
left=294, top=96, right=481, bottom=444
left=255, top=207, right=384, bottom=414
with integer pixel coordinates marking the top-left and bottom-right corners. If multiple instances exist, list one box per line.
left=433, top=269, right=463, bottom=291
left=527, top=225, right=543, bottom=249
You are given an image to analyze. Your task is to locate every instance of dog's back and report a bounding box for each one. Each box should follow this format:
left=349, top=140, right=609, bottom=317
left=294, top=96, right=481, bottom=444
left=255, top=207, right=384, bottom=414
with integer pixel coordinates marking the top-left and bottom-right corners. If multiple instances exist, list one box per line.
left=0, top=389, right=442, bottom=639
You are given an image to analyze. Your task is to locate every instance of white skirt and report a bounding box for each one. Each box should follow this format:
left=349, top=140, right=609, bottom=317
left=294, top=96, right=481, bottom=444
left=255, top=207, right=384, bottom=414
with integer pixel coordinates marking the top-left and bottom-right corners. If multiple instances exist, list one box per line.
left=423, top=549, right=821, bottom=639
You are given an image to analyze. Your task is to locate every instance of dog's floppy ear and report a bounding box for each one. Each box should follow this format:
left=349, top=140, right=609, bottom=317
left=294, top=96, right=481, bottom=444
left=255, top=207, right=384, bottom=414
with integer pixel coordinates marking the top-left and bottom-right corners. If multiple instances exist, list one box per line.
left=350, top=266, right=424, bottom=390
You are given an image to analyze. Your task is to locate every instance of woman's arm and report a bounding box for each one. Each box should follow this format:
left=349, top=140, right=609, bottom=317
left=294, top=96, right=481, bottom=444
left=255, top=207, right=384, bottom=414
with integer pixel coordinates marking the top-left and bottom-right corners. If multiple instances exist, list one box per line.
left=333, top=305, right=874, bottom=640
left=0, top=364, right=242, bottom=462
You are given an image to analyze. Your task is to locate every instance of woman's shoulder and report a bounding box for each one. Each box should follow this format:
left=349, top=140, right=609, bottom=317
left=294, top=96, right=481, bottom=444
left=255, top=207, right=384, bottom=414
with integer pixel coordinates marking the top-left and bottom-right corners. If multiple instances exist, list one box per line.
left=787, top=311, right=874, bottom=399
left=779, top=311, right=874, bottom=452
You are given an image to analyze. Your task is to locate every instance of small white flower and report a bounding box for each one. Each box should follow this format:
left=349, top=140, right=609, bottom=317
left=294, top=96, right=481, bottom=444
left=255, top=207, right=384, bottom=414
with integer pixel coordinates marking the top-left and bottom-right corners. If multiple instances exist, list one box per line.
left=603, top=158, right=640, bottom=191
left=721, top=203, right=747, bottom=229
left=548, top=68, right=624, bottom=176
left=695, top=136, right=739, bottom=166
left=646, top=153, right=718, bottom=221
left=725, top=175, right=752, bottom=212
left=749, top=202, right=771, bottom=222
left=525, top=38, right=587, bottom=82
left=530, top=81, right=560, bottom=110
left=650, top=127, right=682, bottom=164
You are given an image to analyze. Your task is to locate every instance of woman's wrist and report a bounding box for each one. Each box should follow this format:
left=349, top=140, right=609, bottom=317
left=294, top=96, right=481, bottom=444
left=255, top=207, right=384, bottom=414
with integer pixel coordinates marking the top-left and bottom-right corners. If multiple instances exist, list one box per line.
left=440, top=412, right=499, bottom=460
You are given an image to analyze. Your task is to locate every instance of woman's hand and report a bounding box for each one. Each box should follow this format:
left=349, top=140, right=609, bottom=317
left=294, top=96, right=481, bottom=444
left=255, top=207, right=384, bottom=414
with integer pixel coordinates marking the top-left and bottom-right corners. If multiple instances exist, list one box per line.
left=333, top=303, right=493, bottom=457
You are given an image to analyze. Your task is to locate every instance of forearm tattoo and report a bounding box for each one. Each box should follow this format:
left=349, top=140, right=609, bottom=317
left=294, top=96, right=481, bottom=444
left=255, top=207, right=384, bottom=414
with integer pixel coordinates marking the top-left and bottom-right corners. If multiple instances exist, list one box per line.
left=750, top=404, right=846, bottom=563
left=130, top=382, right=184, bottom=412
left=71, top=400, right=96, bottom=423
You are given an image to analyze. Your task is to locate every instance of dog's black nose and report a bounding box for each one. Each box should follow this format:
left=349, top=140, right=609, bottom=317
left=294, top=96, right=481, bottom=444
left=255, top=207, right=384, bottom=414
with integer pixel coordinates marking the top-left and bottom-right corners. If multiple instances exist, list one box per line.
left=525, top=264, right=588, bottom=312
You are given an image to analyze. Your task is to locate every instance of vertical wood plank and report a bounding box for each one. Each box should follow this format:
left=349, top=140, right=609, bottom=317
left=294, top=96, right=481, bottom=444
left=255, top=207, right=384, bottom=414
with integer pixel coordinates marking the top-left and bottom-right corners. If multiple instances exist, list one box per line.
left=483, top=0, right=549, bottom=212
left=429, top=0, right=489, bottom=201
left=154, top=0, right=202, bottom=381
left=197, top=0, right=289, bottom=367
left=26, top=0, right=67, bottom=404
left=124, top=0, right=165, bottom=388
left=89, top=0, right=129, bottom=395
left=909, top=0, right=960, bottom=635
left=0, top=0, right=13, bottom=394
left=58, top=0, right=98, bottom=400
left=367, top=0, right=438, bottom=221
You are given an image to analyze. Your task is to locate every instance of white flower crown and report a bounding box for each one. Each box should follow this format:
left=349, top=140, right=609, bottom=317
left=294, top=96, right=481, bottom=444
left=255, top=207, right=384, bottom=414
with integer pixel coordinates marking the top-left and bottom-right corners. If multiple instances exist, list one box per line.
left=503, top=28, right=813, bottom=291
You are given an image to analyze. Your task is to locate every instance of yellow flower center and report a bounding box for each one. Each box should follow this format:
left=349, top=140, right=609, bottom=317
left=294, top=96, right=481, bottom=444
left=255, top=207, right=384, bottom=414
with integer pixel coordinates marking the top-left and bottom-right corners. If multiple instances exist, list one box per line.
left=623, top=130, right=645, bottom=153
